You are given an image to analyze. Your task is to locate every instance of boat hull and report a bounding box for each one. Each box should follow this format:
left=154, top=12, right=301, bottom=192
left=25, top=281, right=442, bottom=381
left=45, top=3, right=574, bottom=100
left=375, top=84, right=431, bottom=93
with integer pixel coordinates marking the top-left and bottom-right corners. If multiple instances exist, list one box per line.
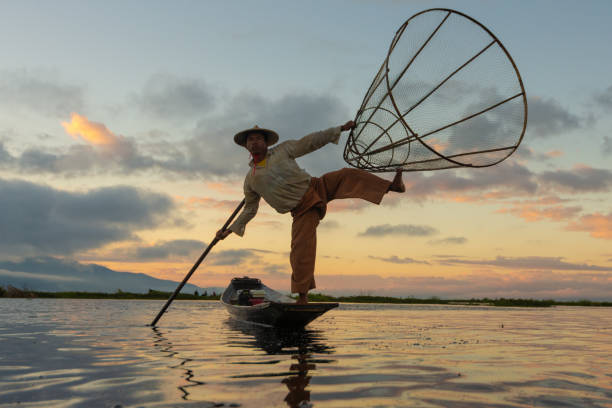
left=221, top=277, right=338, bottom=327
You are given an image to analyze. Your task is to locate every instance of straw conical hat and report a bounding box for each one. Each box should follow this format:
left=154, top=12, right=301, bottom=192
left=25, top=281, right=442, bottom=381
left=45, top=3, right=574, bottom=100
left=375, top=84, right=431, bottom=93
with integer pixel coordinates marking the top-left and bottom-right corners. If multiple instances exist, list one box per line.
left=233, top=125, right=279, bottom=147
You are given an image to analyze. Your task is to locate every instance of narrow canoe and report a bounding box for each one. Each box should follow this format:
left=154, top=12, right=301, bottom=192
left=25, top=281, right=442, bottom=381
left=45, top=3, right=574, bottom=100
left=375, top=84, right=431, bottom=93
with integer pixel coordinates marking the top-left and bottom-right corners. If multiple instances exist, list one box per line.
left=220, top=277, right=338, bottom=328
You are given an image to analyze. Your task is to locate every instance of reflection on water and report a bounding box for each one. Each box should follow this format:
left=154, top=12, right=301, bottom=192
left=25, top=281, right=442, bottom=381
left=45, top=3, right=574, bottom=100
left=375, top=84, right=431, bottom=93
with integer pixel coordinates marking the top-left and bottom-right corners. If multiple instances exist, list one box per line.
left=1, top=299, right=611, bottom=407
left=224, top=320, right=335, bottom=408
left=151, top=326, right=206, bottom=400
left=149, top=318, right=336, bottom=407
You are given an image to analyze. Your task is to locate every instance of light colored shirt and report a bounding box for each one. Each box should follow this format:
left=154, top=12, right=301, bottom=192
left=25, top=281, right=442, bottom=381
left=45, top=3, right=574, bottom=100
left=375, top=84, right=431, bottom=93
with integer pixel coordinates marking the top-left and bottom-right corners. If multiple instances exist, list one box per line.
left=229, top=126, right=342, bottom=236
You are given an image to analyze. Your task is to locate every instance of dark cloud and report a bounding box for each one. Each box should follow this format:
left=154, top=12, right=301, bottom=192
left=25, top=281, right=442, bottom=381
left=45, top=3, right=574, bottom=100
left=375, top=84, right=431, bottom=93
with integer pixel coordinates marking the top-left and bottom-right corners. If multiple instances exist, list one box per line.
left=0, top=178, right=176, bottom=257
left=209, top=249, right=260, bottom=266
left=166, top=91, right=348, bottom=177
left=193, top=91, right=350, bottom=176
left=594, top=85, right=612, bottom=110
left=368, top=255, right=429, bottom=265
left=539, top=166, right=612, bottom=193
left=438, top=256, right=612, bottom=271
left=513, top=145, right=564, bottom=163
left=603, top=136, right=612, bottom=155
left=0, top=141, right=14, bottom=166
left=428, top=237, right=467, bottom=245
left=134, top=239, right=206, bottom=260
left=0, top=69, right=84, bottom=117
left=262, top=264, right=288, bottom=276
left=3, top=136, right=156, bottom=176
left=2, top=91, right=349, bottom=179
left=526, top=96, right=581, bottom=138
left=359, top=224, right=438, bottom=237
left=404, top=161, right=538, bottom=201
left=319, top=220, right=341, bottom=229
left=133, top=73, right=216, bottom=119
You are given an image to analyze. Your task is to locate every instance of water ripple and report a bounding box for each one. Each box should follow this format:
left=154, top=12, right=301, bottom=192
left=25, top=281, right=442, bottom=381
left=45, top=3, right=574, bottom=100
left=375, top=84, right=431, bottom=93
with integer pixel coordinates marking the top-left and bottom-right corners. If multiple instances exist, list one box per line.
left=0, top=299, right=611, bottom=407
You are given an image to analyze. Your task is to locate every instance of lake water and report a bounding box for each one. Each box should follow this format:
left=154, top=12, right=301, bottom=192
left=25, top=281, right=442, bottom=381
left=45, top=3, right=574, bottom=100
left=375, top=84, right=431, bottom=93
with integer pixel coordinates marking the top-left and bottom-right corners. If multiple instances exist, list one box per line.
left=1, top=299, right=611, bottom=408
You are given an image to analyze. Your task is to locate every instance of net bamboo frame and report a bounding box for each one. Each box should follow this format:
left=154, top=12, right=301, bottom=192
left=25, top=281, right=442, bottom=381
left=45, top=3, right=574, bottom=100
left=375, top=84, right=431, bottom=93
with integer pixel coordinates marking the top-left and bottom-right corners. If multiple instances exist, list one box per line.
left=344, top=8, right=528, bottom=172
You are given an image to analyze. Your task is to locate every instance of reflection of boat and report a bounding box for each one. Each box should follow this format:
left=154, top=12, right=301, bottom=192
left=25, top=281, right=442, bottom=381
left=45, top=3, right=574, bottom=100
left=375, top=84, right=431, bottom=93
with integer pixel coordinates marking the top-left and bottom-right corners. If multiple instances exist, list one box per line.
left=225, top=319, right=334, bottom=408
left=225, top=319, right=335, bottom=355
left=221, top=277, right=338, bottom=327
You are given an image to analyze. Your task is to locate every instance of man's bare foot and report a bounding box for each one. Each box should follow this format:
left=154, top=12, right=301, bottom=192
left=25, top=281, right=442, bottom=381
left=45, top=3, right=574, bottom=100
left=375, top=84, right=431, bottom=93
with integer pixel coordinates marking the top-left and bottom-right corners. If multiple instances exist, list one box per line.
left=388, top=169, right=405, bottom=193
left=296, top=293, right=308, bottom=304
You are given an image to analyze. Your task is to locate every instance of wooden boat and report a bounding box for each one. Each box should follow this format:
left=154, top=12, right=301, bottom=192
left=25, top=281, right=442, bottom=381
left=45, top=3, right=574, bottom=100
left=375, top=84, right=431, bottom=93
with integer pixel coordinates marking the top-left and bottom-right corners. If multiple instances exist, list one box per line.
left=220, top=277, right=338, bottom=327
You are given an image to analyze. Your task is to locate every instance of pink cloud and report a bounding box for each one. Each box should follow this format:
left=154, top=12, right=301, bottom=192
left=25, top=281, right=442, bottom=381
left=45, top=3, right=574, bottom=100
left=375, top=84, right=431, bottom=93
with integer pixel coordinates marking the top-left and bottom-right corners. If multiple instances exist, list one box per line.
left=545, top=150, right=564, bottom=158
left=314, top=270, right=612, bottom=300
left=566, top=212, right=612, bottom=239
left=62, top=113, right=120, bottom=146
left=496, top=203, right=582, bottom=222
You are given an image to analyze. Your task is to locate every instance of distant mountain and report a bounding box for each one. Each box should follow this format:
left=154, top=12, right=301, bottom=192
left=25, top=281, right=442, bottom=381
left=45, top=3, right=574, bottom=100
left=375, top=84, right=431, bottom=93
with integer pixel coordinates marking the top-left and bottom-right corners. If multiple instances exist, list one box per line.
left=0, top=257, right=222, bottom=294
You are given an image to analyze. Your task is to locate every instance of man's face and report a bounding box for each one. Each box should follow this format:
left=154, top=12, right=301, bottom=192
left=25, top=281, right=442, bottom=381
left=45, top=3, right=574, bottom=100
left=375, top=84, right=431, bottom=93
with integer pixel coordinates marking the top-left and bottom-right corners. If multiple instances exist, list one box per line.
left=245, top=132, right=268, bottom=156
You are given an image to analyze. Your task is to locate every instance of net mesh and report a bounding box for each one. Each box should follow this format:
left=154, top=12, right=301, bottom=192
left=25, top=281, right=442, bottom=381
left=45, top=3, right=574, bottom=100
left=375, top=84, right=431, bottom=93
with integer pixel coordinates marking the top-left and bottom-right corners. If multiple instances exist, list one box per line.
left=344, top=9, right=527, bottom=172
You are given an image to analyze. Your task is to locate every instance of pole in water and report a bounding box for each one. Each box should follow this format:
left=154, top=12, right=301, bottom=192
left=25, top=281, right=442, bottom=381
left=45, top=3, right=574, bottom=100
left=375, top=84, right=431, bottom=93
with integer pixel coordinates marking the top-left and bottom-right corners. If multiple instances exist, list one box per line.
left=149, top=199, right=245, bottom=327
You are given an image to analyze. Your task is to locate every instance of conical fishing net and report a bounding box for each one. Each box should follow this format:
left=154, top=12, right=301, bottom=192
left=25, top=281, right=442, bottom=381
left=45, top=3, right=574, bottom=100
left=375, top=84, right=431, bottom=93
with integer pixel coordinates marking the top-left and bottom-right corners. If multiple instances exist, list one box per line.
left=344, top=9, right=527, bottom=172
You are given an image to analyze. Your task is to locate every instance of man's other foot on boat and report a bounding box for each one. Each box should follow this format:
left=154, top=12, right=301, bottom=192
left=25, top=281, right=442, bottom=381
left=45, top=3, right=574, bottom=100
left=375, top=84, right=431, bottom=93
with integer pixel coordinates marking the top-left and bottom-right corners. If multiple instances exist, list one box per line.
left=296, top=293, right=308, bottom=304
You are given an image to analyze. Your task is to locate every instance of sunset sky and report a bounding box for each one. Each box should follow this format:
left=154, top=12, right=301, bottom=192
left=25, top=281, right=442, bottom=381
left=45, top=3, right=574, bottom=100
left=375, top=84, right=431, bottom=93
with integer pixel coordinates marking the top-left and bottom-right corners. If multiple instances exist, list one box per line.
left=1, top=0, right=611, bottom=300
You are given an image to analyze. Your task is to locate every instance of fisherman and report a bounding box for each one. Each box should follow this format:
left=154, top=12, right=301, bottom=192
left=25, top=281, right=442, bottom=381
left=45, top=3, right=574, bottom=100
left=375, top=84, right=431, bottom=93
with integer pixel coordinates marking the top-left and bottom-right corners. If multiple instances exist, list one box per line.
left=216, top=122, right=405, bottom=304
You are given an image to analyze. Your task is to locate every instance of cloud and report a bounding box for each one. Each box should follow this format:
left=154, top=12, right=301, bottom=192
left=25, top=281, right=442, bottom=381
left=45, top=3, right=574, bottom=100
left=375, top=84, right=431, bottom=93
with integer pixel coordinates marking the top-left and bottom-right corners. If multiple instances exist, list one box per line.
left=0, top=141, right=14, bottom=166
left=566, top=212, right=612, bottom=240
left=133, top=73, right=216, bottom=119
left=326, top=199, right=370, bottom=213
left=62, top=113, right=121, bottom=146
left=2, top=90, right=349, bottom=179
left=517, top=147, right=564, bottom=163
left=1, top=113, right=156, bottom=176
left=134, top=239, right=206, bottom=260
left=496, top=203, right=582, bottom=222
left=369, top=255, right=429, bottom=265
left=262, top=264, right=288, bottom=276
left=603, top=136, right=612, bottom=155
left=428, top=237, right=467, bottom=245
left=526, top=96, right=581, bottom=138
left=319, top=220, right=341, bottom=229
left=403, top=161, right=538, bottom=202
left=359, top=224, right=438, bottom=237
left=0, top=69, right=84, bottom=117
left=209, top=249, right=260, bottom=266
left=438, top=255, right=612, bottom=271
left=539, top=165, right=612, bottom=193
left=315, top=270, right=612, bottom=300
left=0, top=178, right=176, bottom=257
left=594, top=85, right=612, bottom=110
left=191, top=91, right=350, bottom=177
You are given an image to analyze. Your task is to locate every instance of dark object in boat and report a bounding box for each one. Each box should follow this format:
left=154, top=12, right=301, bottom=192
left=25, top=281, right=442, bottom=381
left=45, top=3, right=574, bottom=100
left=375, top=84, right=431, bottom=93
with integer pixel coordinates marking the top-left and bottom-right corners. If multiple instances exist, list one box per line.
left=221, top=277, right=338, bottom=327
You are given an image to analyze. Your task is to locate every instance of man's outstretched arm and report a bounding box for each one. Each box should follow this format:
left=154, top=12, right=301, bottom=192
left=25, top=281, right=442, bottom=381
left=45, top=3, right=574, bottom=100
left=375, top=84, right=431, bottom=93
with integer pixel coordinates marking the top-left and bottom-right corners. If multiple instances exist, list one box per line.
left=286, top=121, right=355, bottom=158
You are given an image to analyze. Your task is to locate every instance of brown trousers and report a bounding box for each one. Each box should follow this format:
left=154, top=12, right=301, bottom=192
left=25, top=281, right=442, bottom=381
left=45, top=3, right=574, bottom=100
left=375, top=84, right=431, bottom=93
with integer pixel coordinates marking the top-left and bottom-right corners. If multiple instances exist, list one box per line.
left=289, top=168, right=391, bottom=293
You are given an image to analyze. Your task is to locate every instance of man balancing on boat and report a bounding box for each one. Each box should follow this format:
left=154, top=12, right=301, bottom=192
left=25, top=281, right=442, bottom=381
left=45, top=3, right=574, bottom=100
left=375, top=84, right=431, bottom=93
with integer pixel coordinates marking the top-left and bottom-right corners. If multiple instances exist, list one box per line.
left=215, top=122, right=405, bottom=304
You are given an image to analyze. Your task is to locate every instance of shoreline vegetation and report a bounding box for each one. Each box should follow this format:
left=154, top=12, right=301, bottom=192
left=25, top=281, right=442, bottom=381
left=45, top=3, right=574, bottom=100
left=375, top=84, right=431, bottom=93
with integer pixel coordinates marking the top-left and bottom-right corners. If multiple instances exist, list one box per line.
left=1, top=285, right=611, bottom=307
